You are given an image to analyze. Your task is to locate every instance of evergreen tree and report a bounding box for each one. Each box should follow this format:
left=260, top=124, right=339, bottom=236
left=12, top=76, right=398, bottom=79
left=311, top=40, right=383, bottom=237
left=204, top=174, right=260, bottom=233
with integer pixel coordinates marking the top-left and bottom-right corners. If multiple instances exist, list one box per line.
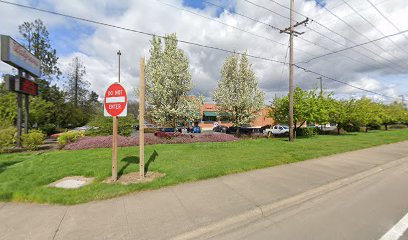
left=65, top=57, right=89, bottom=108
left=18, top=19, right=61, bottom=79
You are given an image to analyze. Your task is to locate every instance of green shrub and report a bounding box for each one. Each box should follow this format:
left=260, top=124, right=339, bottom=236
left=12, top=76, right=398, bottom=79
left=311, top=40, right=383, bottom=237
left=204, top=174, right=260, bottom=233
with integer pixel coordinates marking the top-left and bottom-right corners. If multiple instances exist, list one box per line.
left=388, top=124, right=407, bottom=129
left=296, top=127, right=319, bottom=137
left=57, top=131, right=85, bottom=146
left=39, top=123, right=57, bottom=135
left=342, top=124, right=360, bottom=133
left=22, top=130, right=46, bottom=150
left=87, top=115, right=137, bottom=137
left=0, top=127, right=16, bottom=153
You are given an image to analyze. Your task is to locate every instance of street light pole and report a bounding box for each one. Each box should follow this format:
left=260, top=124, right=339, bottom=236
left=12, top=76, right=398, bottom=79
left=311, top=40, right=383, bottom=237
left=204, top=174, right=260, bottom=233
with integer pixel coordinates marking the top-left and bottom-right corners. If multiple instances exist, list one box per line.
left=112, top=50, right=121, bottom=181
left=117, top=50, right=121, bottom=84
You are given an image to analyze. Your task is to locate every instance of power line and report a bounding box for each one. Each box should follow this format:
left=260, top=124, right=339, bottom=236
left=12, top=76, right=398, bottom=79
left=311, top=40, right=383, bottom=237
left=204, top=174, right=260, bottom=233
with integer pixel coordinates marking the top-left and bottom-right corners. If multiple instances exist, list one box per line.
left=279, top=38, right=290, bottom=84
left=243, top=0, right=290, bottom=21
left=240, top=0, right=376, bottom=66
left=340, top=0, right=408, bottom=57
left=300, top=28, right=408, bottom=64
left=156, top=0, right=286, bottom=46
left=295, top=65, right=398, bottom=100
left=156, top=0, right=320, bottom=59
left=266, top=0, right=408, bottom=73
left=201, top=0, right=281, bottom=31
left=202, top=1, right=375, bottom=72
left=320, top=4, right=408, bottom=71
left=0, top=0, right=399, bottom=100
left=203, top=0, right=369, bottom=66
left=365, top=0, right=408, bottom=41
left=0, top=1, right=284, bottom=64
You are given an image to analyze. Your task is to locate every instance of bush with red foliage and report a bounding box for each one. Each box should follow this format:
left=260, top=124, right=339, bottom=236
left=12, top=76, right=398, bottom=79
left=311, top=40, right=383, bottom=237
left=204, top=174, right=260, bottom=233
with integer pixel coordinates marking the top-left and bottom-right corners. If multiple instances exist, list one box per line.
left=64, top=133, right=238, bottom=150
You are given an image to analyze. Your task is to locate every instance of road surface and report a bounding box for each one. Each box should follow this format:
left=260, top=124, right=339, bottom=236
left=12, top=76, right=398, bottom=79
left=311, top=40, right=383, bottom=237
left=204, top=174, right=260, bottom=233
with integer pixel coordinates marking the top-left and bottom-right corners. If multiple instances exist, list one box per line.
left=208, top=155, right=408, bottom=240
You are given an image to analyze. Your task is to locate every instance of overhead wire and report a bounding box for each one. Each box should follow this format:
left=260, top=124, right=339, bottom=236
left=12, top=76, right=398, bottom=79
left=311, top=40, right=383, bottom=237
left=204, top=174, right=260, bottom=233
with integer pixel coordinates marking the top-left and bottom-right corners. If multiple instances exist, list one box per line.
left=156, top=0, right=319, bottom=58
left=205, top=0, right=373, bottom=68
left=265, top=0, right=408, bottom=73
left=365, top=0, right=408, bottom=42
left=300, top=28, right=408, bottom=63
left=320, top=3, right=408, bottom=71
left=0, top=0, right=399, bottom=100
left=340, top=0, right=408, bottom=56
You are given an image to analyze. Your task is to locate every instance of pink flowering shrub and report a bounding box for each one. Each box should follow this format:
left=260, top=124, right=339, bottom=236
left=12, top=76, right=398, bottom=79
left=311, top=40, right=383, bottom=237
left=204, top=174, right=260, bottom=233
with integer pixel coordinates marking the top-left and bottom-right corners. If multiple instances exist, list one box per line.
left=64, top=133, right=238, bottom=150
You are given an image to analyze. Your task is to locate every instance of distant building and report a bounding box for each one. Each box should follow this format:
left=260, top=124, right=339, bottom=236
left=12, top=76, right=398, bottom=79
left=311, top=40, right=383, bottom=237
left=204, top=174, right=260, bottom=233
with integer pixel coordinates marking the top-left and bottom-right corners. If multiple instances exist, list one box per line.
left=197, top=103, right=275, bottom=130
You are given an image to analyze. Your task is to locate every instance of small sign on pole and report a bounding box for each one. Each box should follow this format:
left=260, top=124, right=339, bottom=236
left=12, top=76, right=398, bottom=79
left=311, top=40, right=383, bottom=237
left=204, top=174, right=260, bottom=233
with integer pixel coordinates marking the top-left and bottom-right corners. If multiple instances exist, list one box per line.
left=104, top=82, right=127, bottom=181
left=104, top=83, right=127, bottom=117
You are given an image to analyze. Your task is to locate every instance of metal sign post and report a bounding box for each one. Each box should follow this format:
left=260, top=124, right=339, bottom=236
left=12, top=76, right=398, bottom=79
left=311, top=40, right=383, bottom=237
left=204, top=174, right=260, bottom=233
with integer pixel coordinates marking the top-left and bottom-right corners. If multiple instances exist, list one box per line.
left=1, top=35, right=40, bottom=148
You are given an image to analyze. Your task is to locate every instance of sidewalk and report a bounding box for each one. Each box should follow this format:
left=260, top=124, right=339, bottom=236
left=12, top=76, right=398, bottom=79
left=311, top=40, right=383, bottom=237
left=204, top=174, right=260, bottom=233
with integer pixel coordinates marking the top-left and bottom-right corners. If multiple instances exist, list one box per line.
left=1, top=141, right=407, bottom=240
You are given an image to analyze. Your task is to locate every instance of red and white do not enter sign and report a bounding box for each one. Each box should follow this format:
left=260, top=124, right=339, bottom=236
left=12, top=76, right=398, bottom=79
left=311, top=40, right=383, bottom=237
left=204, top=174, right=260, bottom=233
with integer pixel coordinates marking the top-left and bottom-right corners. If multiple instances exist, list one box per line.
left=104, top=83, right=127, bottom=117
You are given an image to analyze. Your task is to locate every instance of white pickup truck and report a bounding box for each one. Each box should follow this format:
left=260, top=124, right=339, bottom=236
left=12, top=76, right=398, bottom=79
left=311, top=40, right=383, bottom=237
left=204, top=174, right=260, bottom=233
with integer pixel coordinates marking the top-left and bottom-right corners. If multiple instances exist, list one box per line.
left=264, top=125, right=290, bottom=136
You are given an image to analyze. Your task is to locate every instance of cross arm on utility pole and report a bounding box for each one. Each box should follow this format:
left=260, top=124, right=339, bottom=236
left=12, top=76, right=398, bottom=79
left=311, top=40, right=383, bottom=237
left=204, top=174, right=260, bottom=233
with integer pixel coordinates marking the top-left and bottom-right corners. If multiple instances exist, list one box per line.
left=280, top=18, right=309, bottom=35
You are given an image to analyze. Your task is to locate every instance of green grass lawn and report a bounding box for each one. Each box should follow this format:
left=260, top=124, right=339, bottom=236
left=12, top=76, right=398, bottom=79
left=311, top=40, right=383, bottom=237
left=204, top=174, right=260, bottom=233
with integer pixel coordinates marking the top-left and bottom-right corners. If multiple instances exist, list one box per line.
left=0, top=130, right=407, bottom=205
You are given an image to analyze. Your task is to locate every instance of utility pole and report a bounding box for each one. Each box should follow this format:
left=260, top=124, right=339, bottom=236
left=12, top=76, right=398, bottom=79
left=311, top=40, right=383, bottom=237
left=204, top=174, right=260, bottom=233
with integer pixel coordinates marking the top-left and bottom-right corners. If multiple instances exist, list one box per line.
left=280, top=1, right=309, bottom=142
left=317, top=77, right=323, bottom=95
left=400, top=95, right=406, bottom=109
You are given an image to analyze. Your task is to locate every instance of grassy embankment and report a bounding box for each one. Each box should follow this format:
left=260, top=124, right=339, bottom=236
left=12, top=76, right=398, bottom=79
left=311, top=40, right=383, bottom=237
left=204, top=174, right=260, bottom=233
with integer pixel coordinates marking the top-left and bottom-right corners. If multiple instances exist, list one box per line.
left=0, top=129, right=407, bottom=205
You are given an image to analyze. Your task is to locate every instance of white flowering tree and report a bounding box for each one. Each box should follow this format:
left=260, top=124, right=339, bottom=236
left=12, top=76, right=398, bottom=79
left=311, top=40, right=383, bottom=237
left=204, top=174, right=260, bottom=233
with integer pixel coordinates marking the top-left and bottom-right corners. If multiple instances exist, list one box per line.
left=145, top=33, right=201, bottom=128
left=213, top=53, right=265, bottom=133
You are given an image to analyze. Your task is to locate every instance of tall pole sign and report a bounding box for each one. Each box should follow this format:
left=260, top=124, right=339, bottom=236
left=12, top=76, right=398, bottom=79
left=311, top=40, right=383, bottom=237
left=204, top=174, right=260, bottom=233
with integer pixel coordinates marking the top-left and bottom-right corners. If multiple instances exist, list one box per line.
left=104, top=51, right=127, bottom=181
left=1, top=35, right=40, bottom=147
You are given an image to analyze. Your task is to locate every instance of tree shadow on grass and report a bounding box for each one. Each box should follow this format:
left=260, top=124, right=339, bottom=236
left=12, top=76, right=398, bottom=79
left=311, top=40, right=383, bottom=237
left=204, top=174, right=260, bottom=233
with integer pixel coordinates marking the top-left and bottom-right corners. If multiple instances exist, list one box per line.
left=145, top=150, right=159, bottom=173
left=118, top=150, right=159, bottom=177
left=0, top=161, right=22, bottom=174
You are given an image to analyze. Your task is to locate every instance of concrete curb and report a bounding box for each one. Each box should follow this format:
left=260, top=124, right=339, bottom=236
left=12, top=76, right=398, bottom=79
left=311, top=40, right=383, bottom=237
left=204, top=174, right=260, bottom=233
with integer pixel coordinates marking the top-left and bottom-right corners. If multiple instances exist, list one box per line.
left=170, top=156, right=408, bottom=240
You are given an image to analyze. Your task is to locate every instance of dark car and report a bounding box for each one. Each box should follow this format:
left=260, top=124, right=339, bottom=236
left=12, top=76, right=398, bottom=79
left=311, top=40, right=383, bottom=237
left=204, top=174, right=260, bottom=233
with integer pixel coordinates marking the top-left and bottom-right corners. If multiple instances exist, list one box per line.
left=226, top=126, right=261, bottom=135
left=213, top=125, right=228, bottom=133
left=192, top=126, right=201, bottom=133
left=160, top=127, right=176, bottom=132
left=226, top=126, right=254, bottom=134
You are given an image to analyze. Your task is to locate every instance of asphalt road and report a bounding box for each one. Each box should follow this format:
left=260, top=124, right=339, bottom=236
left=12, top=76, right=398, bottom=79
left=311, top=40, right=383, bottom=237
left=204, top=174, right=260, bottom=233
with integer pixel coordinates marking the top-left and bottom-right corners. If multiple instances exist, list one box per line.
left=208, top=156, right=408, bottom=240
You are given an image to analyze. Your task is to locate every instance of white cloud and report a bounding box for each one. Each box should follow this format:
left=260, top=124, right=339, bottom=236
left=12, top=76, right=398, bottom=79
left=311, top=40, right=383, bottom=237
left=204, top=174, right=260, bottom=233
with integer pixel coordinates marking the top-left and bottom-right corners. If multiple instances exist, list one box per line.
left=1, top=0, right=407, bottom=104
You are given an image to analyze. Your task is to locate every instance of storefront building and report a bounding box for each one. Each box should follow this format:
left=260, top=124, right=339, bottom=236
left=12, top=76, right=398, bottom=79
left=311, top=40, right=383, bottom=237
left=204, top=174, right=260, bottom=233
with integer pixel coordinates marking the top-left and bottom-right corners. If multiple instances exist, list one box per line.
left=198, top=103, right=275, bottom=130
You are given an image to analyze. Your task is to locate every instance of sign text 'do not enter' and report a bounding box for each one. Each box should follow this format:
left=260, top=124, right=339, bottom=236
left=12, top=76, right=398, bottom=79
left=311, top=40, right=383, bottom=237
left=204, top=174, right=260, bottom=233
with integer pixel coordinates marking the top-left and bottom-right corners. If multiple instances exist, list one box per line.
left=104, top=83, right=127, bottom=117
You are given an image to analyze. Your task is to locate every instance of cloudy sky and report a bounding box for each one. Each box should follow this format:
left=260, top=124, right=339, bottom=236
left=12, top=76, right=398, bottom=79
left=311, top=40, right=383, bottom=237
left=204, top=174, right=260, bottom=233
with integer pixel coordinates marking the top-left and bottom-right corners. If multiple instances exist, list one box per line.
left=0, top=0, right=407, bottom=104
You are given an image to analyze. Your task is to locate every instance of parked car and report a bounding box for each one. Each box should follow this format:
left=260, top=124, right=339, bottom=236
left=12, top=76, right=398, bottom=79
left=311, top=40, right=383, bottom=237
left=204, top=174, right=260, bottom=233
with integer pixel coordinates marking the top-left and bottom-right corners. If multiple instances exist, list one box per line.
left=260, top=125, right=272, bottom=133
left=135, top=124, right=157, bottom=131
left=226, top=126, right=257, bottom=134
left=192, top=126, right=201, bottom=133
left=213, top=125, right=228, bottom=133
left=160, top=127, right=177, bottom=132
left=264, top=125, right=290, bottom=135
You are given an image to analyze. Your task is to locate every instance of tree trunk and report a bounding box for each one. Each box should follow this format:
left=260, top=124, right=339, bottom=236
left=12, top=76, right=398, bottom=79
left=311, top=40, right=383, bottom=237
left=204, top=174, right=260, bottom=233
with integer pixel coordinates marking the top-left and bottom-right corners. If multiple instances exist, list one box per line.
left=337, top=127, right=340, bottom=135
left=385, top=124, right=388, bottom=131
left=173, top=115, right=177, bottom=132
left=234, top=108, right=239, bottom=136
left=74, top=67, right=78, bottom=108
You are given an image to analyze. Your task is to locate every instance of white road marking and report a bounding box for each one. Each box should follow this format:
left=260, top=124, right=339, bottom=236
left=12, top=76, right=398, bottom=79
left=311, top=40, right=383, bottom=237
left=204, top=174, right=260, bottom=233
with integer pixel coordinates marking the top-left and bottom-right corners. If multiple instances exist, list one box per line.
left=379, top=212, right=408, bottom=240
left=105, top=96, right=126, bottom=103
